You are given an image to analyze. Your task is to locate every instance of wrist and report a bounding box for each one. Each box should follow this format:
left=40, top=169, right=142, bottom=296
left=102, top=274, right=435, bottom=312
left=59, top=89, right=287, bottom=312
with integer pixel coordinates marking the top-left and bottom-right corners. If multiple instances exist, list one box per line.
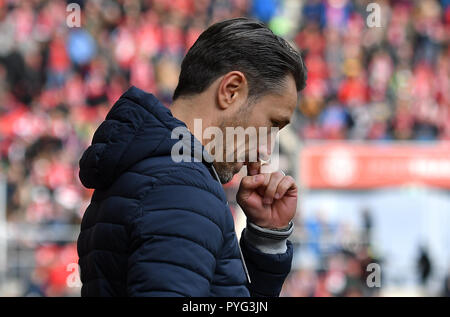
left=246, top=220, right=294, bottom=240
left=242, top=220, right=294, bottom=254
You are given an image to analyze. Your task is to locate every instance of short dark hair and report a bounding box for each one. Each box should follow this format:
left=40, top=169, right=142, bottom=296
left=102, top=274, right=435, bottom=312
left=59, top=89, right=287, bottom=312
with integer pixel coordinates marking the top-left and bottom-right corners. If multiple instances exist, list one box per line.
left=173, top=17, right=307, bottom=101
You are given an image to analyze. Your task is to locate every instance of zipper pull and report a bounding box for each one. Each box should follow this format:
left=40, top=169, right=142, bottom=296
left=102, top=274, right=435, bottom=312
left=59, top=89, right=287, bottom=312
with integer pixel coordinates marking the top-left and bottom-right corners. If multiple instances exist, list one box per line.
left=238, top=239, right=251, bottom=284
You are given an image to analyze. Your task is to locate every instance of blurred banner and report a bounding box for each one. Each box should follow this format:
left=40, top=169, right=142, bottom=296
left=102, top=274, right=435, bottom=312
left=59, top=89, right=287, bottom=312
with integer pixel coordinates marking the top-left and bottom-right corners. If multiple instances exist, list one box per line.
left=300, top=142, right=450, bottom=189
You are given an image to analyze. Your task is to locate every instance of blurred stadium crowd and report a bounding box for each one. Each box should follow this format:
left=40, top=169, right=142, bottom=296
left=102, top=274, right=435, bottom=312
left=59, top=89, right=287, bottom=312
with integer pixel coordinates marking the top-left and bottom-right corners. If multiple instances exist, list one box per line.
left=0, top=0, right=448, bottom=296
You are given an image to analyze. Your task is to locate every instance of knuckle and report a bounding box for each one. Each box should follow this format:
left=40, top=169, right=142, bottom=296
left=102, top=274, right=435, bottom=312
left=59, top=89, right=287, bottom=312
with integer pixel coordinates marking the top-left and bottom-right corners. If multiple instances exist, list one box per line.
left=273, top=171, right=284, bottom=178
left=241, top=177, right=251, bottom=187
left=285, top=183, right=293, bottom=191
left=285, top=175, right=295, bottom=183
left=247, top=175, right=256, bottom=182
left=278, top=183, right=289, bottom=193
left=280, top=178, right=295, bottom=190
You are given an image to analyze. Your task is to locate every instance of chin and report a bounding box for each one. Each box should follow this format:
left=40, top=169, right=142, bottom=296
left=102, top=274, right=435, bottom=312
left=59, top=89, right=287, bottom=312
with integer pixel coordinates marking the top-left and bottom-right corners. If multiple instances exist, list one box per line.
left=214, top=162, right=243, bottom=184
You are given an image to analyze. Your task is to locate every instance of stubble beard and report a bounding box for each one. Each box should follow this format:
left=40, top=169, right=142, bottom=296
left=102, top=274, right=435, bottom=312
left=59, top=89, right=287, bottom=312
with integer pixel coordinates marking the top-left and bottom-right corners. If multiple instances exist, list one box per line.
left=213, top=161, right=238, bottom=184
left=211, top=107, right=251, bottom=184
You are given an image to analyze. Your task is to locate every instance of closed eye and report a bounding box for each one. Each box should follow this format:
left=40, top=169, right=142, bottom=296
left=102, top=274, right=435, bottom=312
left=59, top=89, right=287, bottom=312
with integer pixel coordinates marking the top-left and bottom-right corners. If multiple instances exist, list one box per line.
left=271, top=119, right=290, bottom=129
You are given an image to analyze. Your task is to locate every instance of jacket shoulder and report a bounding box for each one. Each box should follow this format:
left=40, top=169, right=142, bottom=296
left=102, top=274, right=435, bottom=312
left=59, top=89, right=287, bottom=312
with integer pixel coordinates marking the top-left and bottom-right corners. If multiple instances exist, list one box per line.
left=128, top=155, right=227, bottom=203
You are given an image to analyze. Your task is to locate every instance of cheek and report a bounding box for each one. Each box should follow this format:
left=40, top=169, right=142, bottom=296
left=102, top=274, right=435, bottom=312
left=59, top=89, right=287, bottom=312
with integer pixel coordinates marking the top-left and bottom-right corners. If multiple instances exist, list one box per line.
left=258, top=129, right=278, bottom=158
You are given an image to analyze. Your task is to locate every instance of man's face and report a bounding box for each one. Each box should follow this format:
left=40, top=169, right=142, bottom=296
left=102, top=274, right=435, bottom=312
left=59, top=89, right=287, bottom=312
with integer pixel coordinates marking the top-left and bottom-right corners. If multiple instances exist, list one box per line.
left=212, top=75, right=298, bottom=183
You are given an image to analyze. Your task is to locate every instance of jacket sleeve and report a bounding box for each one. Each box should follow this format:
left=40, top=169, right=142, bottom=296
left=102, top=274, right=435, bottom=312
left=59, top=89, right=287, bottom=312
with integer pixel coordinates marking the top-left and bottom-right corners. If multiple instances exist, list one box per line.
left=126, top=185, right=224, bottom=297
left=240, top=226, right=294, bottom=297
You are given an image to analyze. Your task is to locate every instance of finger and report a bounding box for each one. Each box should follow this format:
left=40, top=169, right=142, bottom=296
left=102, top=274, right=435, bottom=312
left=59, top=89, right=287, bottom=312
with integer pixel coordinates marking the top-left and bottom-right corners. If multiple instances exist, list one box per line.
left=274, top=176, right=297, bottom=199
left=255, top=173, right=271, bottom=197
left=263, top=172, right=285, bottom=205
left=247, top=161, right=261, bottom=176
left=238, top=174, right=266, bottom=199
left=240, top=173, right=271, bottom=198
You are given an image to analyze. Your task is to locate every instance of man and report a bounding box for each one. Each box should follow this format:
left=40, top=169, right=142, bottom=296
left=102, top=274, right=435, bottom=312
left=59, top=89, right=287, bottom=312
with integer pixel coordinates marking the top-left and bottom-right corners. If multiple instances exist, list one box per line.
left=77, top=17, right=307, bottom=297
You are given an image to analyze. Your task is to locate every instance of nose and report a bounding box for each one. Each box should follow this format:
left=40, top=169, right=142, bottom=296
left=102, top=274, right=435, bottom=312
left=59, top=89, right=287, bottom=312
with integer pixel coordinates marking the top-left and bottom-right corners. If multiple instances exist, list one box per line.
left=258, top=145, right=272, bottom=163
left=258, top=153, right=271, bottom=163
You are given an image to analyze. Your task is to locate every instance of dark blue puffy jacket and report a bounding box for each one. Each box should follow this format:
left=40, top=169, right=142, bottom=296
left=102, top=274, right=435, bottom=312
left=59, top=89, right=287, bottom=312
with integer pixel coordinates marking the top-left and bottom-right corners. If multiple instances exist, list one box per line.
left=77, top=86, right=293, bottom=297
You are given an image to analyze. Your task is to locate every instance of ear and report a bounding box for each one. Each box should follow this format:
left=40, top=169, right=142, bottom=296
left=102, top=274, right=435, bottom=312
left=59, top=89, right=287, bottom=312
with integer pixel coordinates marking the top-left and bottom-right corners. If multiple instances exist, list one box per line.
left=217, top=71, right=248, bottom=110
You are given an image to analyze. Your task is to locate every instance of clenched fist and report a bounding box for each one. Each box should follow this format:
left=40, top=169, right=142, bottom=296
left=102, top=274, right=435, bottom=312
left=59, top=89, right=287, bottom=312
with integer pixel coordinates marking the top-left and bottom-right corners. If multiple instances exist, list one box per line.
left=236, top=162, right=297, bottom=229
